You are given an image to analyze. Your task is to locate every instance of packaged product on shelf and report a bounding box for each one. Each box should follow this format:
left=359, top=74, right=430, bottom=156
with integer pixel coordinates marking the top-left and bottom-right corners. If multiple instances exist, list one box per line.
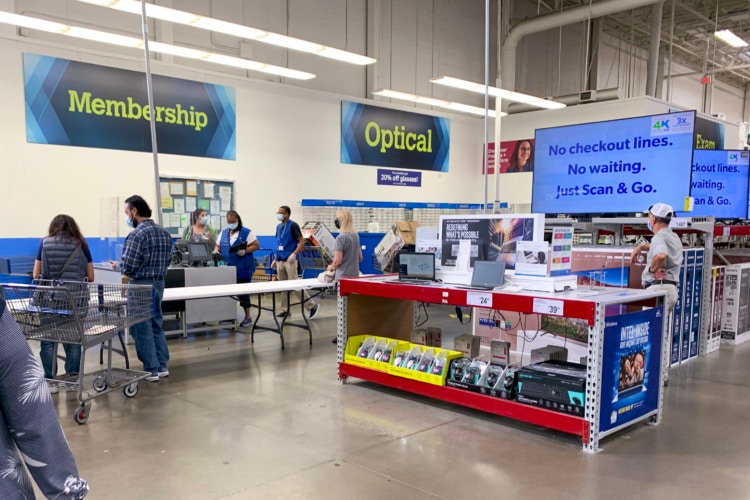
left=356, top=337, right=377, bottom=358
left=431, top=351, right=448, bottom=376
left=411, top=328, right=428, bottom=345
left=369, top=339, right=387, bottom=360
left=403, top=346, right=423, bottom=369
left=484, top=364, right=506, bottom=389
left=448, top=358, right=472, bottom=383
left=416, top=348, right=436, bottom=372
left=462, top=359, right=489, bottom=385
left=426, top=327, right=442, bottom=347
left=454, top=334, right=480, bottom=357
left=379, top=340, right=398, bottom=363
left=393, top=349, right=410, bottom=368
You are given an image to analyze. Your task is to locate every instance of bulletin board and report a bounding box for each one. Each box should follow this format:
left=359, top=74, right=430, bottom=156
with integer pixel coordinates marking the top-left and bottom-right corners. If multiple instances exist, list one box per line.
left=159, top=176, right=235, bottom=237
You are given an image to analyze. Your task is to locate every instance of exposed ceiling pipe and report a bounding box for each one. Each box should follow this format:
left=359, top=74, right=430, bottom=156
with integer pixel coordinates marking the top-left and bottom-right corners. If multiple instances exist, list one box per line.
left=645, top=1, right=664, bottom=97
left=506, top=87, right=621, bottom=113
left=500, top=0, right=664, bottom=90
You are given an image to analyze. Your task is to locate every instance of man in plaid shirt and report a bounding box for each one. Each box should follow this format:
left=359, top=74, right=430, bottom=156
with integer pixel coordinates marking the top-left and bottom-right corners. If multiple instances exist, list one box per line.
left=113, top=195, right=173, bottom=382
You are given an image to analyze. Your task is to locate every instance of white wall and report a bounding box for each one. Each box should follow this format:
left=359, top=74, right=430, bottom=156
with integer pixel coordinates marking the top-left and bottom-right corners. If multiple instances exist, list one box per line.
left=0, top=34, right=487, bottom=239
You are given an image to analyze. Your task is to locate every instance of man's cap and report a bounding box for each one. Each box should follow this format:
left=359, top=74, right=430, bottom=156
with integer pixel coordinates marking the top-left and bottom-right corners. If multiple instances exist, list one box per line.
left=649, top=203, right=674, bottom=218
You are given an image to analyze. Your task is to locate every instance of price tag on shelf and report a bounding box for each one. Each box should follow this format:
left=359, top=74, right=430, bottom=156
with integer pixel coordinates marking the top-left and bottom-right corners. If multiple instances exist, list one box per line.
left=533, top=298, right=564, bottom=316
left=466, top=291, right=492, bottom=307
left=723, top=226, right=731, bottom=237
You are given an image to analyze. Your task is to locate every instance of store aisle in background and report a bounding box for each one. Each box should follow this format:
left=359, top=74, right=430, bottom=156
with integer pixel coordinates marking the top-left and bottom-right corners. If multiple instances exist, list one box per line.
left=42, top=296, right=750, bottom=500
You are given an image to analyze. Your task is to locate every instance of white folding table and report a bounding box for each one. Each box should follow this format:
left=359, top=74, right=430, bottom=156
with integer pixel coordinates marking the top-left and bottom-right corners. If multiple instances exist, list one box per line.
left=162, top=278, right=333, bottom=349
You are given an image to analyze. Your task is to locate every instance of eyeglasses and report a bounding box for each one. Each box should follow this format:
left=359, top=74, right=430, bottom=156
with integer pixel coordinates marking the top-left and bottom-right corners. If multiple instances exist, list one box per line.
left=519, top=147, right=532, bottom=152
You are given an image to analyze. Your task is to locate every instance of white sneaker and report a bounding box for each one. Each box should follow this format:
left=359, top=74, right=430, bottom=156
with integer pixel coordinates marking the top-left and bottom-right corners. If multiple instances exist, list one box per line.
left=145, top=374, right=160, bottom=382
left=158, top=370, right=169, bottom=378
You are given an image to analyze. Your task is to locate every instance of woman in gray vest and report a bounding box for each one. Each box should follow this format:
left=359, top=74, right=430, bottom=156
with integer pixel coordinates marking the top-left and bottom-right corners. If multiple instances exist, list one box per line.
left=32, top=215, right=94, bottom=392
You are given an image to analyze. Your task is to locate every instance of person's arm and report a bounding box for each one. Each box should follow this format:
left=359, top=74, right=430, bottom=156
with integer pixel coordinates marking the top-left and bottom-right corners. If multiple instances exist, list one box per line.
left=359, top=247, right=363, bottom=263
left=33, top=260, right=41, bottom=279
left=289, top=235, right=305, bottom=262
left=649, top=253, right=667, bottom=274
left=247, top=240, right=260, bottom=253
left=630, top=242, right=650, bottom=263
left=328, top=250, right=343, bottom=271
left=120, top=234, right=142, bottom=276
left=85, top=262, right=95, bottom=282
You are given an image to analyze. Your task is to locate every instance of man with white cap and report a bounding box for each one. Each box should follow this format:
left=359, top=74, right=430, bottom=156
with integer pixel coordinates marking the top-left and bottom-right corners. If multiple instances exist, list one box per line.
left=630, top=203, right=683, bottom=310
left=630, top=203, right=683, bottom=386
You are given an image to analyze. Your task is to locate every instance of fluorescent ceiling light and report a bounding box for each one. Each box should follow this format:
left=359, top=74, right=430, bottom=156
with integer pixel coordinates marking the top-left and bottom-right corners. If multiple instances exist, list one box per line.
left=714, top=29, right=748, bottom=48
left=0, top=11, right=67, bottom=32
left=372, top=89, right=505, bottom=118
left=431, top=76, right=566, bottom=110
left=76, top=0, right=375, bottom=65
left=0, top=11, right=315, bottom=80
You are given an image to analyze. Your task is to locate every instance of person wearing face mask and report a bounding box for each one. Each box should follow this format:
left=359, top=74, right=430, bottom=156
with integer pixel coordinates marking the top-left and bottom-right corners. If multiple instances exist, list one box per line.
left=326, top=210, right=362, bottom=281
left=216, top=210, right=259, bottom=327
left=505, top=140, right=534, bottom=173
left=274, top=205, right=319, bottom=319
left=183, top=208, right=216, bottom=250
left=110, top=195, right=173, bottom=382
left=630, top=203, right=683, bottom=385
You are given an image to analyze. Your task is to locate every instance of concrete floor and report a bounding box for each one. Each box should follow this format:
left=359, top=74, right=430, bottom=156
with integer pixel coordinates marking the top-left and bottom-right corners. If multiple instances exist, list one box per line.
left=44, top=296, right=750, bottom=500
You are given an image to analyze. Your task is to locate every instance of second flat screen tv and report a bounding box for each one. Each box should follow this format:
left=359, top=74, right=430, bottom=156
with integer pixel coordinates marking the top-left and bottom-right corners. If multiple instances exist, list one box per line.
left=687, top=149, right=750, bottom=219
left=532, top=111, right=696, bottom=215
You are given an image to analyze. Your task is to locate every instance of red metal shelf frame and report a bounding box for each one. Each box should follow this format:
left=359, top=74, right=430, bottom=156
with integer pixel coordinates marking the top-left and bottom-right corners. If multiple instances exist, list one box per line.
left=339, top=362, right=589, bottom=442
left=339, top=277, right=598, bottom=325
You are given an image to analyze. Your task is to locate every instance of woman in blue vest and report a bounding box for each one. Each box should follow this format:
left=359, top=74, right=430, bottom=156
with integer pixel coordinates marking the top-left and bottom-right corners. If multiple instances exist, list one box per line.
left=215, top=210, right=259, bottom=327
left=32, top=214, right=94, bottom=393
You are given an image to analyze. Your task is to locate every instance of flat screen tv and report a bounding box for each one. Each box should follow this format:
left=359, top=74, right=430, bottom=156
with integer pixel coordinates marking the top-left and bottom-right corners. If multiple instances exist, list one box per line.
left=685, top=149, right=750, bottom=219
left=532, top=111, right=696, bottom=215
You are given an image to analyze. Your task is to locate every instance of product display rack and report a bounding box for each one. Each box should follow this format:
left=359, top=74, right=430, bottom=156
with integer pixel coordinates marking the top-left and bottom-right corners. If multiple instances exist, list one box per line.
left=336, top=277, right=669, bottom=453
left=591, top=216, right=715, bottom=357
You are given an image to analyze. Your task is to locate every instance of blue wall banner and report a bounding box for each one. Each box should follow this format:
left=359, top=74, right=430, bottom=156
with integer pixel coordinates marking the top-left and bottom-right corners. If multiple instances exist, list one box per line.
left=341, top=100, right=450, bottom=172
left=377, top=169, right=422, bottom=187
left=600, top=307, right=663, bottom=433
left=23, top=53, right=236, bottom=160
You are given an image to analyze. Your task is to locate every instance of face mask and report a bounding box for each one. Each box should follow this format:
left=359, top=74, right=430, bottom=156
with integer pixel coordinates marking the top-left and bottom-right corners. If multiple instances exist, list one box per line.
left=227, top=222, right=238, bottom=230
left=647, top=217, right=653, bottom=232
left=276, top=213, right=284, bottom=222
left=200, top=216, right=208, bottom=226
left=125, top=216, right=134, bottom=228
left=334, top=219, right=341, bottom=230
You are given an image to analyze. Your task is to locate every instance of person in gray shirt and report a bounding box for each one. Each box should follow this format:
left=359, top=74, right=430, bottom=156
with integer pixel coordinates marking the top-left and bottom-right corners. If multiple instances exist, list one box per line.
left=630, top=203, right=683, bottom=312
left=327, top=210, right=362, bottom=281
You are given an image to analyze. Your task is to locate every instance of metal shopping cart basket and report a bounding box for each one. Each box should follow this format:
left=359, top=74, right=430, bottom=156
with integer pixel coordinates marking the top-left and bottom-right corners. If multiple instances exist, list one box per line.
left=0, top=280, right=153, bottom=424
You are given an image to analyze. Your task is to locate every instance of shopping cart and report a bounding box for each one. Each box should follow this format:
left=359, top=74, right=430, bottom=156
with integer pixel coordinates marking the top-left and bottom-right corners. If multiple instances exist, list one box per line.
left=0, top=280, right=153, bottom=424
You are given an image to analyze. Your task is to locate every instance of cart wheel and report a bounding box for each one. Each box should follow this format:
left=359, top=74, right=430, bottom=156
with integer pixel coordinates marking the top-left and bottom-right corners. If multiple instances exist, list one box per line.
left=92, top=376, right=107, bottom=392
left=123, top=383, right=138, bottom=398
left=73, top=406, right=89, bottom=425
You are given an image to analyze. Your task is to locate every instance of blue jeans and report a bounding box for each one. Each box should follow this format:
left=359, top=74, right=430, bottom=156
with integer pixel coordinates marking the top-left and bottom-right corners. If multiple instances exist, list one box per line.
left=129, top=279, right=169, bottom=375
left=39, top=342, right=81, bottom=378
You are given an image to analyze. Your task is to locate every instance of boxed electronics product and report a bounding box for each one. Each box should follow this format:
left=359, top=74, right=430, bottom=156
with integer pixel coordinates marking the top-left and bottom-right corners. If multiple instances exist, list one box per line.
left=454, top=334, right=480, bottom=358
left=426, top=327, right=442, bottom=347
left=300, top=221, right=336, bottom=260
left=490, top=340, right=511, bottom=365
left=445, top=357, right=489, bottom=393
left=707, top=266, right=725, bottom=353
left=411, top=328, right=428, bottom=345
left=395, top=220, right=420, bottom=246
left=388, top=344, right=463, bottom=385
left=516, top=360, right=586, bottom=416
left=530, top=345, right=568, bottom=364
left=721, top=262, right=750, bottom=345
left=344, top=335, right=409, bottom=372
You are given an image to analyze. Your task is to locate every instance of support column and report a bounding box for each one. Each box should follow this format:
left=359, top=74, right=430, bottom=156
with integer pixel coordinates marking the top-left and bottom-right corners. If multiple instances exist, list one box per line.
left=645, top=1, right=664, bottom=97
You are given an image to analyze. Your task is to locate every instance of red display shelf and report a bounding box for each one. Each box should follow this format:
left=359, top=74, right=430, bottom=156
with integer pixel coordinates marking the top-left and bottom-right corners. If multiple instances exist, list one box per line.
left=339, top=277, right=597, bottom=325
left=713, top=225, right=750, bottom=237
left=339, top=362, right=589, bottom=443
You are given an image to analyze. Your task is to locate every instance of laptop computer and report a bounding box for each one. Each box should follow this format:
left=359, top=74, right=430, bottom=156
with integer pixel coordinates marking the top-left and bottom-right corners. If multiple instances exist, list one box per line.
left=456, top=261, right=506, bottom=290
left=393, top=251, right=436, bottom=284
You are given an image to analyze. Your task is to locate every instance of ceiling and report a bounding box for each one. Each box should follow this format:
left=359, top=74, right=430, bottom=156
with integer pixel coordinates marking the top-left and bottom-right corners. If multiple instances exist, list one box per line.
left=520, top=0, right=750, bottom=89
